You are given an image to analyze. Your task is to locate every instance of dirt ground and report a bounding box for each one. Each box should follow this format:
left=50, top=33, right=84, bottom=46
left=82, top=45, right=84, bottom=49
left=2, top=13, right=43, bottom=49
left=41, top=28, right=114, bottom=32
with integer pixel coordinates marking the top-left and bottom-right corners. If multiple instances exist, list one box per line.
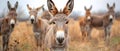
left=0, top=19, right=120, bottom=51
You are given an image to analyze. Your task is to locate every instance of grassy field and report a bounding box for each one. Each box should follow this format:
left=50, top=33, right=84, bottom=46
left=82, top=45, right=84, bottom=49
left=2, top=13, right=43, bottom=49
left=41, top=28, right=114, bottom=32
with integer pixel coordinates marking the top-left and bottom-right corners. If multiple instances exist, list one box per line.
left=0, top=19, right=120, bottom=51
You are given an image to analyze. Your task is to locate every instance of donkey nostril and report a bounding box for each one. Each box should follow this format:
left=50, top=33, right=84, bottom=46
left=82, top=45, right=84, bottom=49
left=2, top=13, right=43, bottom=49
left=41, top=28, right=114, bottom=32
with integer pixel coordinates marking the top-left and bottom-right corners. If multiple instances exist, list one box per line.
left=87, top=19, right=91, bottom=21
left=57, top=38, right=64, bottom=44
left=110, top=19, right=113, bottom=22
left=11, top=24, right=15, bottom=28
left=31, top=19, right=34, bottom=24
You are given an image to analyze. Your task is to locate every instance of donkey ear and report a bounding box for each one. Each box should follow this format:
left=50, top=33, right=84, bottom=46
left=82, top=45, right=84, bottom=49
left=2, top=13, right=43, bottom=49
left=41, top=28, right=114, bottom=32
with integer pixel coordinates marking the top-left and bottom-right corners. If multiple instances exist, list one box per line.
left=63, top=0, right=74, bottom=15
left=15, top=1, right=18, bottom=9
left=113, top=3, right=115, bottom=8
left=107, top=3, right=110, bottom=9
left=7, top=1, right=11, bottom=10
left=36, top=5, right=44, bottom=11
left=89, top=5, right=92, bottom=10
left=47, top=0, right=58, bottom=16
left=27, top=4, right=32, bottom=11
left=84, top=6, right=87, bottom=10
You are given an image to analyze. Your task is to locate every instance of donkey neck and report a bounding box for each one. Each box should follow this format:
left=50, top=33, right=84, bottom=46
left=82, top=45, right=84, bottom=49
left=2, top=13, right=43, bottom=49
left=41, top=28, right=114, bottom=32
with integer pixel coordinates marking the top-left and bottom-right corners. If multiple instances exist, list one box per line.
left=33, top=21, right=41, bottom=33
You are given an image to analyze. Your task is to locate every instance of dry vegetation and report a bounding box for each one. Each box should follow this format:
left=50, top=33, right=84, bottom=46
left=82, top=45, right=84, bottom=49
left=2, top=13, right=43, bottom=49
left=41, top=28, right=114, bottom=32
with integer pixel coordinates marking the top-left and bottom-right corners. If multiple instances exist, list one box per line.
left=0, top=12, right=120, bottom=51
left=8, top=22, right=37, bottom=51
left=68, top=19, right=120, bottom=51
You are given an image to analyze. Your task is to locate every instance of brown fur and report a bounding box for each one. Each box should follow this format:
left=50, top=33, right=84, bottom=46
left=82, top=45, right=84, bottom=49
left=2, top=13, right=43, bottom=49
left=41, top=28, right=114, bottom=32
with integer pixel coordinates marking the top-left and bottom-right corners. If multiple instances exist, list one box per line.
left=79, top=6, right=92, bottom=40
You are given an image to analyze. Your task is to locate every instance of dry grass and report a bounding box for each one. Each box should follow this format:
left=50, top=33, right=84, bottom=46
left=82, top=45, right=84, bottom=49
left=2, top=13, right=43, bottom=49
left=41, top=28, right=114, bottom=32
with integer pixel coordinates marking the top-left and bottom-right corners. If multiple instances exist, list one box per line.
left=0, top=19, right=120, bottom=51
left=68, top=19, right=120, bottom=51
left=8, top=22, right=37, bottom=51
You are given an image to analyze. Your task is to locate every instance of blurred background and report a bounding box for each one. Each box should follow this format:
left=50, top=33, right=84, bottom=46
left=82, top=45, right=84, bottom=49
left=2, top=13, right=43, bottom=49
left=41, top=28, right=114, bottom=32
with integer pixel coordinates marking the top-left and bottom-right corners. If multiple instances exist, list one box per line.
left=0, top=0, right=120, bottom=19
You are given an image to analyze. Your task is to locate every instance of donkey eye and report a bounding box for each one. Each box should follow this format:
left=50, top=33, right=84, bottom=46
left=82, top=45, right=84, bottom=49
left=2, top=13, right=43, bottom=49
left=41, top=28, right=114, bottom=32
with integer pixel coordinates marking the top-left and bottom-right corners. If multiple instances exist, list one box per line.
left=65, top=21, right=69, bottom=24
left=52, top=21, right=55, bottom=24
left=68, top=9, right=71, bottom=10
left=50, top=9, right=53, bottom=10
left=50, top=21, right=55, bottom=24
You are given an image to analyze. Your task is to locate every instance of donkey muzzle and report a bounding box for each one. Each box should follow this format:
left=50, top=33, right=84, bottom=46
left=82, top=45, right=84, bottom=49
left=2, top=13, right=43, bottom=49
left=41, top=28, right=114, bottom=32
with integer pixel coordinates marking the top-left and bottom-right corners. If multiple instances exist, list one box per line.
left=56, top=30, right=65, bottom=44
left=109, top=18, right=113, bottom=22
left=57, top=37, right=64, bottom=44
left=31, top=19, right=34, bottom=24
left=87, top=16, right=91, bottom=21
left=109, top=15, right=113, bottom=23
left=11, top=24, right=15, bottom=28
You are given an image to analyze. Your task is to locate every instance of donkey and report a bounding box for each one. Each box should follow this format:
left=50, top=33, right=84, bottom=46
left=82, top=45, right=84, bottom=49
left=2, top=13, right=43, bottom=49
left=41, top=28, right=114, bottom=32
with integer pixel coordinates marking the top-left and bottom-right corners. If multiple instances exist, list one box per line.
left=79, top=6, right=92, bottom=40
left=27, top=4, right=49, bottom=51
left=45, top=0, right=74, bottom=51
left=0, top=1, right=18, bottom=51
left=41, top=7, right=51, bottom=21
left=81, top=3, right=115, bottom=41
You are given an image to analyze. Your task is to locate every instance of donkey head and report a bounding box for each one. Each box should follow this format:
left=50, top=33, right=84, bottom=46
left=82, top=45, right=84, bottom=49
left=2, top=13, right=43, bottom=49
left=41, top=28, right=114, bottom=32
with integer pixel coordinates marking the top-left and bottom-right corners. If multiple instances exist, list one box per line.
left=107, top=3, right=115, bottom=23
left=107, top=3, right=115, bottom=13
left=27, top=4, right=44, bottom=24
left=48, top=0, right=74, bottom=44
left=7, top=1, right=18, bottom=28
left=84, top=6, right=92, bottom=21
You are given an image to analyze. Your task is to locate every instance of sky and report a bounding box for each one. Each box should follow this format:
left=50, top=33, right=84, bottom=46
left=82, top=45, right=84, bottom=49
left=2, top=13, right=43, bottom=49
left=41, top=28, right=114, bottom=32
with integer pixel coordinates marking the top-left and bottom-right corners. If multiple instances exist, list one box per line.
left=0, top=0, right=120, bottom=18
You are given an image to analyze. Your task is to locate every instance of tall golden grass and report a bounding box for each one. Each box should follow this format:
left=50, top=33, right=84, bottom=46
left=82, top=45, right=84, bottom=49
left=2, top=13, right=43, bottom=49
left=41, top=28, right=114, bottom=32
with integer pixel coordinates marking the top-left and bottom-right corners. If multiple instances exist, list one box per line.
left=0, top=18, right=120, bottom=51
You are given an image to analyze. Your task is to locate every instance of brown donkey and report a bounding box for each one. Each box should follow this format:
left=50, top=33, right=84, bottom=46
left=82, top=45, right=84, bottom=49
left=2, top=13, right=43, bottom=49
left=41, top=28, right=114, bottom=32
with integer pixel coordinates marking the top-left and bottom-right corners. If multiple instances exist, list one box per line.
left=45, top=0, right=74, bottom=51
left=0, top=1, right=18, bottom=51
left=79, top=6, right=92, bottom=40
left=80, top=3, right=115, bottom=41
left=27, top=4, right=49, bottom=51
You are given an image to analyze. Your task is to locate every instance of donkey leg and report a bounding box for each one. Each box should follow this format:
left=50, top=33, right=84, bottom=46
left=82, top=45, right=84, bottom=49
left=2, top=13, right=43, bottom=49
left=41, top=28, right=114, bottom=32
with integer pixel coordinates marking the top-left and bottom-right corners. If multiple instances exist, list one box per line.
left=104, top=27, right=111, bottom=45
left=80, top=26, right=88, bottom=41
left=104, top=28, right=107, bottom=40
left=2, top=35, right=6, bottom=51
left=105, top=27, right=111, bottom=41
left=34, top=33, right=40, bottom=46
left=3, top=34, right=9, bottom=51
left=81, top=31, right=86, bottom=41
left=6, top=34, right=10, bottom=51
left=87, top=27, right=92, bottom=40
